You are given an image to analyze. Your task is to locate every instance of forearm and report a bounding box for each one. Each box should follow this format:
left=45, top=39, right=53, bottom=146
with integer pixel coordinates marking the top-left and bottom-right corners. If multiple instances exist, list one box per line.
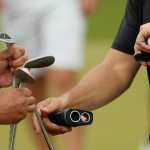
left=62, top=49, right=140, bottom=111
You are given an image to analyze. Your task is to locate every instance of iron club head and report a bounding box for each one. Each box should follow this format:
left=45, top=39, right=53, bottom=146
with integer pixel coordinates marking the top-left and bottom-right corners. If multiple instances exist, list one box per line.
left=12, top=68, right=36, bottom=88
left=0, top=33, right=15, bottom=44
left=23, top=55, right=55, bottom=68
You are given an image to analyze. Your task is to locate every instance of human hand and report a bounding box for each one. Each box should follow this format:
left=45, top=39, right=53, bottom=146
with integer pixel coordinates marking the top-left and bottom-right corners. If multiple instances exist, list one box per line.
left=32, top=97, right=72, bottom=136
left=134, top=23, right=150, bottom=66
left=0, top=88, right=35, bottom=124
left=0, top=44, right=28, bottom=87
left=80, top=0, right=98, bottom=16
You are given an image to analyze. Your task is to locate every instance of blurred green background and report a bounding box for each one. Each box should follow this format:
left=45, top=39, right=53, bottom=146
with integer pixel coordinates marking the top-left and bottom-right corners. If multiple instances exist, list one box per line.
left=0, top=0, right=149, bottom=150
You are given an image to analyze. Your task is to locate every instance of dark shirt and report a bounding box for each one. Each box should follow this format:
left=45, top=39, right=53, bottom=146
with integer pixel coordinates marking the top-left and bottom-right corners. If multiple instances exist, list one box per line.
left=111, top=0, right=150, bottom=82
left=111, top=0, right=149, bottom=55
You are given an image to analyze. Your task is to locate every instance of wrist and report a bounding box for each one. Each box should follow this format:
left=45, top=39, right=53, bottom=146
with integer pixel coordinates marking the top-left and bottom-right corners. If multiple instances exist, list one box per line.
left=59, top=93, right=71, bottom=110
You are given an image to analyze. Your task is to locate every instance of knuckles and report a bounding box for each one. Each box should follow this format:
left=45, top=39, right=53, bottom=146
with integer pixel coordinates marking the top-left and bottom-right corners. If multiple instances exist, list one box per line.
left=15, top=46, right=25, bottom=55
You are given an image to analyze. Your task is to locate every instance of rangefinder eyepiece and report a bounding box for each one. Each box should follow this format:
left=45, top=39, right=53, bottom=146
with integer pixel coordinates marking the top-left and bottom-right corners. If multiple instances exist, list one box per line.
left=48, top=108, right=93, bottom=127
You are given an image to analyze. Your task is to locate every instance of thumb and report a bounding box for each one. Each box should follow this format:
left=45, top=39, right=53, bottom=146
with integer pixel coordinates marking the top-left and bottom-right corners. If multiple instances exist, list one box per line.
left=0, top=44, right=15, bottom=60
left=40, top=108, right=50, bottom=116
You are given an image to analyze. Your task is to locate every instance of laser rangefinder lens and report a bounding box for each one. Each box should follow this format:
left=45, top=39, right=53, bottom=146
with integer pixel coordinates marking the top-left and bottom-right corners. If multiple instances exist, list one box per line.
left=81, top=113, right=90, bottom=122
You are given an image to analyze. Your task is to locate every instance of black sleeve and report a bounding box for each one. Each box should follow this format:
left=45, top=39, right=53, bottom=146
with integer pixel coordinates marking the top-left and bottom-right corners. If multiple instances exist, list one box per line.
left=111, top=0, right=141, bottom=55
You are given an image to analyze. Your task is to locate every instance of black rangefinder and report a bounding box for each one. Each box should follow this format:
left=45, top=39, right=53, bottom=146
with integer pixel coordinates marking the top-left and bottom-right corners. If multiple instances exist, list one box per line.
left=48, top=108, right=93, bottom=127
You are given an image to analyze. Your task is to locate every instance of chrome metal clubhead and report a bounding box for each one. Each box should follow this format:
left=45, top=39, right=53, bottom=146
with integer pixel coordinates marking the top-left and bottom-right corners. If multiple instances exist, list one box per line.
left=9, top=68, right=36, bottom=150
left=23, top=56, right=55, bottom=68
left=12, top=68, right=36, bottom=88
left=0, top=33, right=15, bottom=44
left=15, top=68, right=36, bottom=83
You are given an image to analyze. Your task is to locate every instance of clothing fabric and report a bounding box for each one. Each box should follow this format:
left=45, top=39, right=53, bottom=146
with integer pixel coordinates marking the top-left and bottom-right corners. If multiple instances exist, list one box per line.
left=111, top=0, right=150, bottom=82
left=111, top=0, right=143, bottom=55
left=2, top=0, right=86, bottom=71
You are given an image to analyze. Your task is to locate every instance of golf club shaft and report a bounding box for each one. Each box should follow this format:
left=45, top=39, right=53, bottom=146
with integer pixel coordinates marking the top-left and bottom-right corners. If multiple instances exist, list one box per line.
left=21, top=82, right=54, bottom=150
left=8, top=43, right=17, bottom=150
left=9, top=125, right=17, bottom=150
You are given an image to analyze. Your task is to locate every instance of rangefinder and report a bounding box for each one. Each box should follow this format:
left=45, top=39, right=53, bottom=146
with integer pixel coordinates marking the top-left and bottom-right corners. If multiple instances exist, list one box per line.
left=48, top=108, right=93, bottom=127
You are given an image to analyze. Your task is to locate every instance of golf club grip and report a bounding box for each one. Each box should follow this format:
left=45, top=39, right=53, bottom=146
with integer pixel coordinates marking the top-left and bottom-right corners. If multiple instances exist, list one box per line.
left=134, top=37, right=150, bottom=61
left=48, top=108, right=93, bottom=127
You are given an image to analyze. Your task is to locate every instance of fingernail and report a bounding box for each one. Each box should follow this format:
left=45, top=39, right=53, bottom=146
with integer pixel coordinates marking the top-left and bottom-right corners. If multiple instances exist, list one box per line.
left=61, top=128, right=68, bottom=132
left=9, top=62, right=12, bottom=66
left=11, top=67, right=15, bottom=73
left=41, top=108, right=48, bottom=111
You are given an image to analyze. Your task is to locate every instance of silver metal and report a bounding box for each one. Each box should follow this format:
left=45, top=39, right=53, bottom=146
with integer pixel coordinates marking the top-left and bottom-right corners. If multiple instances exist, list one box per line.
left=0, top=32, right=55, bottom=150
left=0, top=32, right=15, bottom=44
left=9, top=68, right=36, bottom=150
left=21, top=82, right=54, bottom=150
left=22, top=56, right=55, bottom=150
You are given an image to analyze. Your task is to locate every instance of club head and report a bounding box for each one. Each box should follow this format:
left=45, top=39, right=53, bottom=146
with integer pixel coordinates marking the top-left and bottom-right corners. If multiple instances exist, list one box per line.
left=23, top=56, right=55, bottom=68
left=12, top=68, right=36, bottom=88
left=0, top=33, right=15, bottom=44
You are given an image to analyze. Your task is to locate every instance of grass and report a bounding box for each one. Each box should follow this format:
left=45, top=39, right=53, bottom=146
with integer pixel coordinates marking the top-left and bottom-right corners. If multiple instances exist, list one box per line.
left=0, top=40, right=148, bottom=150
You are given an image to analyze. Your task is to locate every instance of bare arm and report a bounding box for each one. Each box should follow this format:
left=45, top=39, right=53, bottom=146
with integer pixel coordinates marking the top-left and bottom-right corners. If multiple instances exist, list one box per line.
left=33, top=48, right=140, bottom=135
left=63, top=48, right=140, bottom=110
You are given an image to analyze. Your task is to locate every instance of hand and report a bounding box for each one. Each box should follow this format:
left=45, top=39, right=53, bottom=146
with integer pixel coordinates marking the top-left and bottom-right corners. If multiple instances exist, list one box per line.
left=80, top=0, right=98, bottom=16
left=33, top=97, right=72, bottom=136
left=0, top=88, right=35, bottom=124
left=134, top=23, right=150, bottom=66
left=0, top=44, right=28, bottom=87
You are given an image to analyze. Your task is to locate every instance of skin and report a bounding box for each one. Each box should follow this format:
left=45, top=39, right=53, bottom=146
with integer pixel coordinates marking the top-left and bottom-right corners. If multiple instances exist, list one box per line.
left=0, top=44, right=28, bottom=87
left=0, top=88, right=35, bottom=124
left=0, top=0, right=98, bottom=149
left=33, top=48, right=141, bottom=135
left=134, top=23, right=150, bottom=66
left=0, top=44, right=35, bottom=124
left=81, top=0, right=98, bottom=16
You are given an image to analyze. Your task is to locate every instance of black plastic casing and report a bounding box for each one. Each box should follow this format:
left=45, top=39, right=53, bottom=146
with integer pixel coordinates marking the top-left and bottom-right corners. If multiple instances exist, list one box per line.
left=48, top=108, right=93, bottom=127
left=134, top=51, right=150, bottom=61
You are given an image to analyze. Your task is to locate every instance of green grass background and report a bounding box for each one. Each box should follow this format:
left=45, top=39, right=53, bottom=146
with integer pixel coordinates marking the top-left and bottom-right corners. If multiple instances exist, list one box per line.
left=0, top=0, right=149, bottom=150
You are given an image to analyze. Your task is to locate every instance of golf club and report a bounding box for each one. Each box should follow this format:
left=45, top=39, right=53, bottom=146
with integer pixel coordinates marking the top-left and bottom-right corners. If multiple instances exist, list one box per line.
left=23, top=55, right=55, bottom=68
left=0, top=32, right=15, bottom=44
left=9, top=68, right=36, bottom=150
left=22, top=56, right=55, bottom=150
left=0, top=33, right=54, bottom=150
left=21, top=82, right=54, bottom=150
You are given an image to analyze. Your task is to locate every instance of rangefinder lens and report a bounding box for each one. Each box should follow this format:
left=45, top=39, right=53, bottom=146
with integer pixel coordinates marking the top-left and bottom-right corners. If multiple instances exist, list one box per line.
left=70, top=111, right=80, bottom=122
left=81, top=112, right=90, bottom=122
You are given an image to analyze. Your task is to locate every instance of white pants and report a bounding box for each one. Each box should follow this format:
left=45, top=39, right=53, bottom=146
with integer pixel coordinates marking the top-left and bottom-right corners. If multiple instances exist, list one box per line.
left=2, top=0, right=86, bottom=71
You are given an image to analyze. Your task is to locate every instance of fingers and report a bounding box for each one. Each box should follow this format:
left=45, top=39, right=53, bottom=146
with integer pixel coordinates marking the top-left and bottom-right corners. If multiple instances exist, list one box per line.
left=21, top=88, right=32, bottom=97
left=28, top=104, right=36, bottom=112
left=32, top=108, right=72, bottom=135
left=40, top=108, right=72, bottom=135
left=9, top=46, right=28, bottom=68
left=32, top=109, right=42, bottom=134
left=8, top=45, right=25, bottom=60
left=134, top=23, right=150, bottom=66
left=10, top=55, right=28, bottom=68
left=42, top=117, right=72, bottom=136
